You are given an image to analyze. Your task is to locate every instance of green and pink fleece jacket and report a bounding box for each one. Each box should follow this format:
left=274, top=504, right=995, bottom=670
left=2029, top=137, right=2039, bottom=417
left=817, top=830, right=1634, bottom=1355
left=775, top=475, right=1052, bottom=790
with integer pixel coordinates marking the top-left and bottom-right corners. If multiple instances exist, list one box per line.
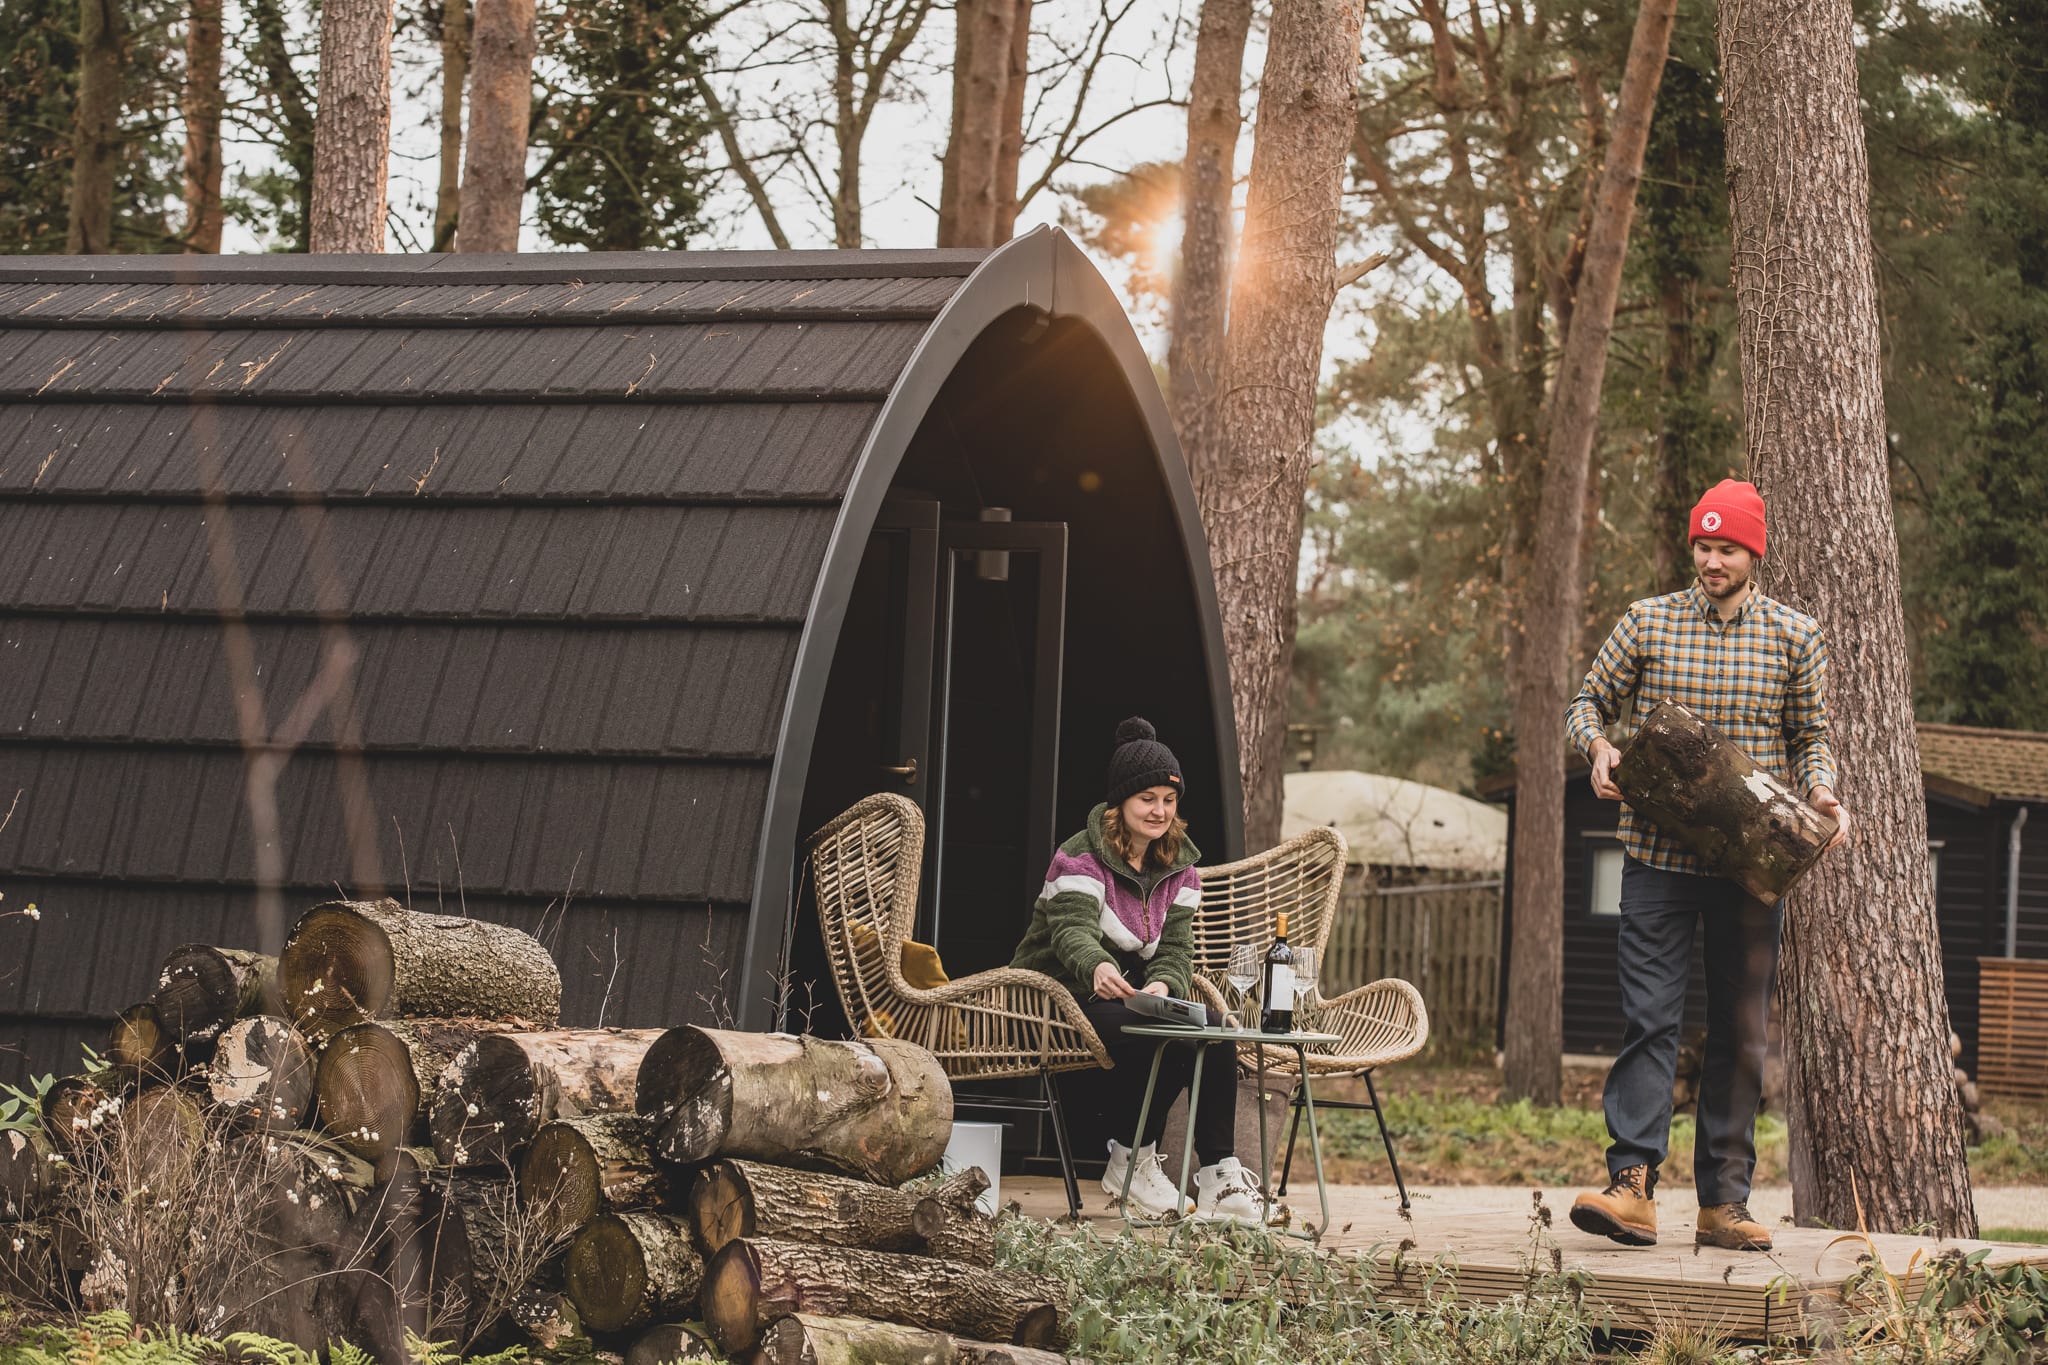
left=1008, top=803, right=1202, bottom=1001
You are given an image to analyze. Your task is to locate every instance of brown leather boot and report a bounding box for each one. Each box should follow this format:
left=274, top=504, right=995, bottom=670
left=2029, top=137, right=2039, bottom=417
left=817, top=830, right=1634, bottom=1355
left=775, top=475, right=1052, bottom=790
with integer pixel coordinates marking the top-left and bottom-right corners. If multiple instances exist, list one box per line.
left=1696, top=1200, right=1772, bottom=1250
left=1569, top=1165, right=1657, bottom=1246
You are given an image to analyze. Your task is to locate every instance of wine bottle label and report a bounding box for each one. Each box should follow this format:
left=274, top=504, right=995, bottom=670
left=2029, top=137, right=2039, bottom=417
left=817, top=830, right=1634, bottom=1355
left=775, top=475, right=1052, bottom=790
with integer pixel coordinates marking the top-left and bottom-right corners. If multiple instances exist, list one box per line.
left=1268, top=964, right=1296, bottom=1008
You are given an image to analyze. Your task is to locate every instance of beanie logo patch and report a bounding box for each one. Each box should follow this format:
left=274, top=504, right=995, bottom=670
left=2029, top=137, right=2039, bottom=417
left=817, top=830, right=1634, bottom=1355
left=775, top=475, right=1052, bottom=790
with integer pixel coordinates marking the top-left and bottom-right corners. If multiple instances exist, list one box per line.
left=1701, top=511, right=1723, bottom=533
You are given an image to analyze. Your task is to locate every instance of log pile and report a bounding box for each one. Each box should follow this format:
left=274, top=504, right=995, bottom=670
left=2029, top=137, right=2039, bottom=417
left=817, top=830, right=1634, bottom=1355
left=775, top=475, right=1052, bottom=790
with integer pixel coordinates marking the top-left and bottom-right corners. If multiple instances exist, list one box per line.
left=4, top=897, right=1083, bottom=1364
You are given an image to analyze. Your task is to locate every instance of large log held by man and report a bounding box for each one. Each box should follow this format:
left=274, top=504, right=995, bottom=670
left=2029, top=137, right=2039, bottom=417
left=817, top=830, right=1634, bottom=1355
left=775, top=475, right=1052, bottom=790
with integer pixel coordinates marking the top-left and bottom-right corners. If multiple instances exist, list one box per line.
left=1613, top=700, right=1837, bottom=900
left=430, top=1027, right=662, bottom=1169
left=635, top=1027, right=952, bottom=1185
left=701, top=1237, right=1068, bottom=1356
left=279, top=898, right=562, bottom=1038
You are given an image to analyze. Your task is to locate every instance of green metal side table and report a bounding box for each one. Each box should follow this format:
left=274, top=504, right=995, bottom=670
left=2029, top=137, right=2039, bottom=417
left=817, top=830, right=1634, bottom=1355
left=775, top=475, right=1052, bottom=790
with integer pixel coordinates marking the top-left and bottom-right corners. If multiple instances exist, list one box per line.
left=1119, top=1023, right=1342, bottom=1240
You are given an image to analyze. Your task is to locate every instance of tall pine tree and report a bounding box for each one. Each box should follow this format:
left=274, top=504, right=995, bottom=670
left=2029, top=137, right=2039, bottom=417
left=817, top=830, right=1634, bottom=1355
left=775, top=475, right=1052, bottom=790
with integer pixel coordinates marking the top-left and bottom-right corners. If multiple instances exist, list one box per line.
left=1921, top=0, right=2048, bottom=729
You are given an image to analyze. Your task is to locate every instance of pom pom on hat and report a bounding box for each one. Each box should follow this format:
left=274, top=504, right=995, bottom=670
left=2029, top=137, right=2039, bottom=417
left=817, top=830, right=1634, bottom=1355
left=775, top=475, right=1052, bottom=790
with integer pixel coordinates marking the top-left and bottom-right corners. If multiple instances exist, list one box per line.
left=1105, top=716, right=1184, bottom=806
left=1689, top=479, right=1767, bottom=558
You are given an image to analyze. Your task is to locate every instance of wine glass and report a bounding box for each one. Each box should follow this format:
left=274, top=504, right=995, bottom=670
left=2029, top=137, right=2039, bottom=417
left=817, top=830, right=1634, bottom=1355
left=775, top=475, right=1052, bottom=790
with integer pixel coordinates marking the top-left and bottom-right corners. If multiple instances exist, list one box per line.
left=1292, top=947, right=1319, bottom=1016
left=1226, top=943, right=1261, bottom=1023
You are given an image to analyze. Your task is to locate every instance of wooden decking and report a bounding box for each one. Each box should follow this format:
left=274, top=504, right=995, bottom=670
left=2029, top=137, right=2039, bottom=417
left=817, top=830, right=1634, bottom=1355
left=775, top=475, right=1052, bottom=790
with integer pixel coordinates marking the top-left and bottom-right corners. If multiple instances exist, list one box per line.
left=1006, top=1176, right=2048, bottom=1340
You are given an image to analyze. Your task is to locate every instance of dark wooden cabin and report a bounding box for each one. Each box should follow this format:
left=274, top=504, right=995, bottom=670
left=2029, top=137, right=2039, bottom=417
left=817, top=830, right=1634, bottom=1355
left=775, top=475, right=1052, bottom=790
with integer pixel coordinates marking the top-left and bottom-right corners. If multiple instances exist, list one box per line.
left=1483, top=723, right=2048, bottom=1064
left=0, top=228, right=1243, bottom=1086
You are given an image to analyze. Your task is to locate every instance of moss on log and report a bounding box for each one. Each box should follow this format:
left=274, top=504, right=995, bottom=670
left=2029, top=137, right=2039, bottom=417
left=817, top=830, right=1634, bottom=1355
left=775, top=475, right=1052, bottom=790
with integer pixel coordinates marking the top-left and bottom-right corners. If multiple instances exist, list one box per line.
left=280, top=898, right=561, bottom=1039
left=430, top=1027, right=663, bottom=1170
left=1613, top=700, right=1837, bottom=901
left=635, top=1028, right=952, bottom=1185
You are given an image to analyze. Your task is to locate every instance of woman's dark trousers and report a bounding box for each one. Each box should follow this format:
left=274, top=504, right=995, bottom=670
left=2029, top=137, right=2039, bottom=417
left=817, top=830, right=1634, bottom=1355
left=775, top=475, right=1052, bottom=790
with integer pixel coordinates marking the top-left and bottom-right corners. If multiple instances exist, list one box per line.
left=1067, top=997, right=1238, bottom=1164
left=1604, top=855, right=1781, bottom=1205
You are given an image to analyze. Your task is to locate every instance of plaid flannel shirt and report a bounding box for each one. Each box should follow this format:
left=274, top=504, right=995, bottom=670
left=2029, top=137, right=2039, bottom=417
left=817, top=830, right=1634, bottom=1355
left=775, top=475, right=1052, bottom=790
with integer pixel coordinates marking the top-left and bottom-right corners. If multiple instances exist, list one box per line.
left=1566, top=582, right=1838, bottom=875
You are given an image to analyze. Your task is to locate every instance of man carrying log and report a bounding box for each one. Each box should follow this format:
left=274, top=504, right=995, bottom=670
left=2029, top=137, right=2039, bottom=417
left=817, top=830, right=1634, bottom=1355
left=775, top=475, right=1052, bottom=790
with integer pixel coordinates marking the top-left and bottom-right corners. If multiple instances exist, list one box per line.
left=1564, top=480, right=1848, bottom=1252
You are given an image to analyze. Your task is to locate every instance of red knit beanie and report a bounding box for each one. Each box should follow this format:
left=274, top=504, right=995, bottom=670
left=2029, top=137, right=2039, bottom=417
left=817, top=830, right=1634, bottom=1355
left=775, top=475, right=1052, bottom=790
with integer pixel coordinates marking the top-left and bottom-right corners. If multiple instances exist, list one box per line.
left=1689, top=479, right=1767, bottom=558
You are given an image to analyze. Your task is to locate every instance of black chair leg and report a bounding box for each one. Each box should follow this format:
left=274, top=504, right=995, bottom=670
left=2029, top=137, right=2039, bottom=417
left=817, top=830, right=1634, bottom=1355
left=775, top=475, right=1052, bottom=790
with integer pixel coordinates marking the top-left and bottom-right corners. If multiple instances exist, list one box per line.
left=1042, top=1068, right=1081, bottom=1221
left=1277, top=1082, right=1305, bottom=1196
left=1364, top=1069, right=1410, bottom=1210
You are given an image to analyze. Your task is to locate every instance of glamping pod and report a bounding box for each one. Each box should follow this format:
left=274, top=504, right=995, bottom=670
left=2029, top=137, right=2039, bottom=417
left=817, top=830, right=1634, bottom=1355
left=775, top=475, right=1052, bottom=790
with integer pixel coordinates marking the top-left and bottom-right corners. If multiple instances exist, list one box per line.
left=0, top=228, right=1240, bottom=1078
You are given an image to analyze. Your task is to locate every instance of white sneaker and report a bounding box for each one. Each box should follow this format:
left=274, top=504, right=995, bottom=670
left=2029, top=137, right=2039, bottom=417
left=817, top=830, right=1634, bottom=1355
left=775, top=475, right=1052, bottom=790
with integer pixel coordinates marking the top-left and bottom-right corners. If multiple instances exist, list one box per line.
left=1194, top=1157, right=1270, bottom=1226
left=1102, top=1140, right=1187, bottom=1219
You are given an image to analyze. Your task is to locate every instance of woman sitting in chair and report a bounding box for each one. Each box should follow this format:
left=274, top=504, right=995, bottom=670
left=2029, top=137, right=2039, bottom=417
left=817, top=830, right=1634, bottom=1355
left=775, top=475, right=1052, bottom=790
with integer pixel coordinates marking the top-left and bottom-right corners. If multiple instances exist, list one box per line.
left=1009, top=717, right=1267, bottom=1225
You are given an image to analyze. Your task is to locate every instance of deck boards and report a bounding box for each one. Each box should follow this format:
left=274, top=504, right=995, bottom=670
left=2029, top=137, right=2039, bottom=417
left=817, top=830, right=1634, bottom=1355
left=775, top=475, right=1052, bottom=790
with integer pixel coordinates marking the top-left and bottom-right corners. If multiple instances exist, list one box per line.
left=1006, top=1176, right=2048, bottom=1340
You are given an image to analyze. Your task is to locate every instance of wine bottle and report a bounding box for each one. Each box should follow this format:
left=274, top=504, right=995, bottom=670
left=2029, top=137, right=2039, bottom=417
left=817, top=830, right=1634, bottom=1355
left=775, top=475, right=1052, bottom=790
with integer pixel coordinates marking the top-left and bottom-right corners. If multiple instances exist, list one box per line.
left=1259, top=912, right=1295, bottom=1034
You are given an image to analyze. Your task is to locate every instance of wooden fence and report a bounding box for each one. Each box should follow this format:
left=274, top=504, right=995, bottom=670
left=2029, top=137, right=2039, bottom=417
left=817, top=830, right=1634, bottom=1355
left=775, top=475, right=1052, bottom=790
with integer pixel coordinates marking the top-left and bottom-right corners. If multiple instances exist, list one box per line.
left=1977, top=956, right=2048, bottom=1100
left=1321, top=877, right=1503, bottom=1044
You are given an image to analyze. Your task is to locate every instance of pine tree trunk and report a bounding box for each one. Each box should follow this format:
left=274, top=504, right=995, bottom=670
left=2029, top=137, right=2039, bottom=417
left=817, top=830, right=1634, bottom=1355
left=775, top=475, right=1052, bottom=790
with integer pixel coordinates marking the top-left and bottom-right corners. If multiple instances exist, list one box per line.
left=634, top=1028, right=952, bottom=1185
left=1718, top=0, right=1976, bottom=1237
left=1166, top=0, right=1251, bottom=487
left=279, top=898, right=562, bottom=1039
left=66, top=0, right=121, bottom=253
left=990, top=1, right=1031, bottom=241
left=430, top=1027, right=663, bottom=1170
left=434, top=0, right=469, bottom=250
left=1207, top=0, right=1367, bottom=847
left=155, top=944, right=280, bottom=1047
left=702, top=1238, right=1068, bottom=1357
left=458, top=0, right=537, bottom=251
left=182, top=0, right=225, bottom=250
left=309, top=0, right=394, bottom=251
left=937, top=0, right=1016, bottom=247
left=1501, top=0, right=1677, bottom=1105
left=757, top=1314, right=1081, bottom=1365
left=688, top=1159, right=992, bottom=1262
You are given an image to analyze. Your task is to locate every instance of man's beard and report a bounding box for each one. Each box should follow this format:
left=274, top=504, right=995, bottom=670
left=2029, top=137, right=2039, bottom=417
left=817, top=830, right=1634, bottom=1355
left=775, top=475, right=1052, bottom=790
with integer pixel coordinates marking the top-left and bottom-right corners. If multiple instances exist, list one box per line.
left=1700, top=568, right=1752, bottom=600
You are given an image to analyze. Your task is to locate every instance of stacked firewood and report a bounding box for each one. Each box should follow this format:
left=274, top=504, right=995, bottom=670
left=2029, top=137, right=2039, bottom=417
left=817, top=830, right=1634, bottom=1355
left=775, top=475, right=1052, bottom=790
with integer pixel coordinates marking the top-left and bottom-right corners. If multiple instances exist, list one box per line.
left=1, top=898, right=1080, bottom=1364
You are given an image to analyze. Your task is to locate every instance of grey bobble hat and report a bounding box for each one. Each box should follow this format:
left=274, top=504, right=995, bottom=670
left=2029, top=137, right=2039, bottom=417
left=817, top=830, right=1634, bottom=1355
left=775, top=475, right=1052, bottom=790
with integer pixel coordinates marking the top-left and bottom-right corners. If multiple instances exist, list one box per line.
left=1105, top=716, right=1184, bottom=806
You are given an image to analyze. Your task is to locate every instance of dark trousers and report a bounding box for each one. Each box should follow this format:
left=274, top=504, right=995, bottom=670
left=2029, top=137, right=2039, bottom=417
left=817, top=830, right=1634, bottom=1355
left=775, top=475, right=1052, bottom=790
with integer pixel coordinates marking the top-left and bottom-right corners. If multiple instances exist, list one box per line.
left=1605, top=855, right=1781, bottom=1206
left=1065, top=996, right=1238, bottom=1164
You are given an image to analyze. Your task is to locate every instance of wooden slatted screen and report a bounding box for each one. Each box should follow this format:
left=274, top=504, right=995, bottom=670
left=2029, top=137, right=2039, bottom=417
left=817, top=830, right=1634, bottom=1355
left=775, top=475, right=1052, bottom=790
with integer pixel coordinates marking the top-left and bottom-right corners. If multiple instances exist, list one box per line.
left=1977, top=957, right=2048, bottom=1100
left=1323, top=879, right=1503, bottom=1044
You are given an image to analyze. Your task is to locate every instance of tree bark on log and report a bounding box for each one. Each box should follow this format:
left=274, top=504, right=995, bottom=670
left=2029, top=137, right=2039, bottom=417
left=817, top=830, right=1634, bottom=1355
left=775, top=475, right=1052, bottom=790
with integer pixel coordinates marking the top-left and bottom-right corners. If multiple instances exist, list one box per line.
left=430, top=1026, right=662, bottom=1170
left=323, top=1155, right=473, bottom=1363
left=280, top=898, right=561, bottom=1039
left=433, top=0, right=469, bottom=250
left=308, top=0, right=395, bottom=251
left=182, top=0, right=226, bottom=250
left=519, top=1113, right=671, bottom=1238
left=1206, top=0, right=1368, bottom=848
left=1498, top=0, right=1677, bottom=1106
left=1613, top=700, right=1837, bottom=900
left=208, top=1016, right=318, bottom=1131
left=703, top=1238, right=1067, bottom=1357
left=689, top=1159, right=991, bottom=1263
left=563, top=1211, right=704, bottom=1333
left=625, top=1321, right=717, bottom=1365
left=2, top=1127, right=65, bottom=1220
left=990, top=0, right=1031, bottom=242
left=457, top=0, right=537, bottom=251
left=511, top=1289, right=582, bottom=1350
left=107, top=1003, right=176, bottom=1089
left=317, top=1020, right=502, bottom=1162
left=636, top=1028, right=951, bottom=1185
left=936, top=0, right=1018, bottom=247
left=757, top=1313, right=1080, bottom=1365
left=1166, top=0, right=1251, bottom=486
left=1718, top=0, right=1976, bottom=1236
left=155, top=945, right=280, bottom=1048
left=66, top=0, right=120, bottom=252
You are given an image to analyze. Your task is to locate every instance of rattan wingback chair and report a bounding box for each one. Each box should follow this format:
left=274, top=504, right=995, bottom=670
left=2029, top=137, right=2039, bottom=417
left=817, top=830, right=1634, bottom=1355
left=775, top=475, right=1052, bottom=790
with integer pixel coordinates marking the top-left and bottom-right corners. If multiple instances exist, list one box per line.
left=1188, top=827, right=1431, bottom=1208
left=804, top=792, right=1111, bottom=1217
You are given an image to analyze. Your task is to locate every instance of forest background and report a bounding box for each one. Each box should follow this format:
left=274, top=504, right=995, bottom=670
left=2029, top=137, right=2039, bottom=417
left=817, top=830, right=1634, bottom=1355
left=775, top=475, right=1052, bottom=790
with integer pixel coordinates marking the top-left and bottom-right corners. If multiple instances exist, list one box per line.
left=3, top=0, right=2043, bottom=798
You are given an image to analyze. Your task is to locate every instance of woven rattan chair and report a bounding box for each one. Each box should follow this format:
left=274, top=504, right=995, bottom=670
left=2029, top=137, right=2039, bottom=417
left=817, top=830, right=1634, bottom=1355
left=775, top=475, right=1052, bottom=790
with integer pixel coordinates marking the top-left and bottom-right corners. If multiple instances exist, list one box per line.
left=804, top=792, right=1111, bottom=1218
left=1186, top=827, right=1431, bottom=1208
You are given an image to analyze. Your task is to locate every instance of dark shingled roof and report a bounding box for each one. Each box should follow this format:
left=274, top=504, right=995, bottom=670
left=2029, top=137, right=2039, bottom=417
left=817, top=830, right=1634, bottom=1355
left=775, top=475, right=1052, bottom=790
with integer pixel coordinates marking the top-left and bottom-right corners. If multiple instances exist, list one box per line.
left=0, top=250, right=990, bottom=1075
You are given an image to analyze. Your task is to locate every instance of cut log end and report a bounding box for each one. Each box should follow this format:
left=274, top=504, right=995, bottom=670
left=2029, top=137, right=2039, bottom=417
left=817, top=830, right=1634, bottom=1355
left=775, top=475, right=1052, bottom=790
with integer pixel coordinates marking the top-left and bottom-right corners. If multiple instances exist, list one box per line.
left=625, top=1322, right=716, bottom=1365
left=280, top=902, right=397, bottom=1035
left=1, top=1127, right=63, bottom=1220
left=108, top=1003, right=176, bottom=1089
left=519, top=1120, right=602, bottom=1235
left=209, top=1016, right=317, bottom=1130
left=317, top=1023, right=421, bottom=1161
left=154, top=944, right=278, bottom=1045
left=565, top=1211, right=703, bottom=1334
left=687, top=1162, right=754, bottom=1255
left=43, top=1075, right=112, bottom=1150
left=701, top=1240, right=765, bottom=1354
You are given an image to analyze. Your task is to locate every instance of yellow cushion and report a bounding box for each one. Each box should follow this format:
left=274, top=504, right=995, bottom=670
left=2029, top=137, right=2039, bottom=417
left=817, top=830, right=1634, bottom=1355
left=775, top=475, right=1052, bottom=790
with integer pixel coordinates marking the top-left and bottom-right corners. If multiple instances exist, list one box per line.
left=848, top=925, right=955, bottom=1043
